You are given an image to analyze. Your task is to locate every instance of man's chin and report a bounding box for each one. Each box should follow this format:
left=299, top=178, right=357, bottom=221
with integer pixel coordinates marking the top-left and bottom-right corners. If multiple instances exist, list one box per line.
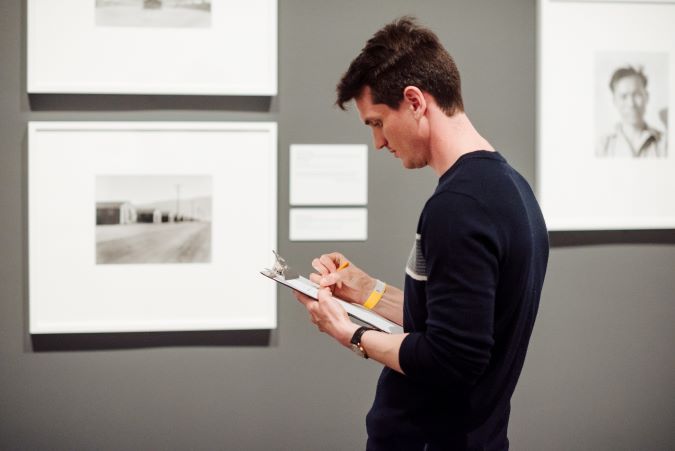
left=622, top=118, right=646, bottom=129
left=402, top=159, right=424, bottom=170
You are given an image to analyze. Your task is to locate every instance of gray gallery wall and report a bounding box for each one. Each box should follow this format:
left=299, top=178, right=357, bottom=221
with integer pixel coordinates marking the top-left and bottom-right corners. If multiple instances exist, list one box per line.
left=1, top=0, right=674, bottom=450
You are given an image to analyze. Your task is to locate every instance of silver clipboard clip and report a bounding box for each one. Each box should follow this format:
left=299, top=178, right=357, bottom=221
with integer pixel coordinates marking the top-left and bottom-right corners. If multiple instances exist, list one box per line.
left=263, top=250, right=299, bottom=280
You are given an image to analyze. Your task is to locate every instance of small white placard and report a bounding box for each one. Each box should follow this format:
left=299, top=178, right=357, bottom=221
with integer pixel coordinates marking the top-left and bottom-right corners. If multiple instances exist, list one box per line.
left=289, top=208, right=367, bottom=241
left=290, top=144, right=367, bottom=206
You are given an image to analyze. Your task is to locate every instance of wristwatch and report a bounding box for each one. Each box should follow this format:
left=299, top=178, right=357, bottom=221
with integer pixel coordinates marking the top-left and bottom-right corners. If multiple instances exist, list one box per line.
left=350, top=326, right=375, bottom=359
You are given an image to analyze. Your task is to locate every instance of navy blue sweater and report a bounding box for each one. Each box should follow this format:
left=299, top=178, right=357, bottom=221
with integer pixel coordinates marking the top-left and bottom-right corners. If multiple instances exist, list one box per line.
left=366, top=151, right=549, bottom=451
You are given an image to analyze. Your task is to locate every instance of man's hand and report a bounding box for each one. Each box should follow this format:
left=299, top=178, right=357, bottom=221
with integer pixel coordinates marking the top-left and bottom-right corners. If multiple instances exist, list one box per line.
left=309, top=252, right=375, bottom=306
left=293, top=287, right=359, bottom=347
left=308, top=251, right=405, bottom=326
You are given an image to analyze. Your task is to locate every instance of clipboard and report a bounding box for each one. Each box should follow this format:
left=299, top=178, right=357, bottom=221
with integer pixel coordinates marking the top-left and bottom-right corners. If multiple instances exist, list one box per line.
left=261, top=252, right=403, bottom=334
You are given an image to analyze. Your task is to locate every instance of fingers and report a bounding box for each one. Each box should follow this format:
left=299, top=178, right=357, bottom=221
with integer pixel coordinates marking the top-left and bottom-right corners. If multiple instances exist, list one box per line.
left=295, top=290, right=322, bottom=327
left=309, top=271, right=340, bottom=290
left=310, top=271, right=342, bottom=291
left=319, top=272, right=340, bottom=287
left=307, top=307, right=320, bottom=324
left=326, top=252, right=347, bottom=267
left=311, top=252, right=346, bottom=274
left=317, top=286, right=332, bottom=303
left=292, top=290, right=315, bottom=307
left=310, top=252, right=350, bottom=287
left=303, top=296, right=326, bottom=331
left=319, top=253, right=340, bottom=272
left=311, top=257, right=328, bottom=275
left=310, top=269, right=344, bottom=289
left=317, top=287, right=349, bottom=321
left=300, top=287, right=349, bottom=335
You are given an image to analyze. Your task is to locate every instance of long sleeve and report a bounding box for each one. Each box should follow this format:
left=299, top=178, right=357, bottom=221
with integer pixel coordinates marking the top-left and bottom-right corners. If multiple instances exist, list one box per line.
left=399, top=191, right=502, bottom=388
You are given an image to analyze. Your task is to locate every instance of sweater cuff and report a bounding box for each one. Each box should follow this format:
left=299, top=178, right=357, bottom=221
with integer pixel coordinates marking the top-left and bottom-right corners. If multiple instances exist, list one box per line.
left=399, top=332, right=422, bottom=378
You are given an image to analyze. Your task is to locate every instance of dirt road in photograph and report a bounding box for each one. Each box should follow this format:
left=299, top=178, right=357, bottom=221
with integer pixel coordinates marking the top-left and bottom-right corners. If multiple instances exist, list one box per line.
left=96, top=222, right=211, bottom=264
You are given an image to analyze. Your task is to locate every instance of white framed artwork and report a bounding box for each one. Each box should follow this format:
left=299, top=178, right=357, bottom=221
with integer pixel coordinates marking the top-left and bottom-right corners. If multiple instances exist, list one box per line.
left=538, top=0, right=675, bottom=230
left=27, top=0, right=277, bottom=95
left=29, top=121, right=277, bottom=333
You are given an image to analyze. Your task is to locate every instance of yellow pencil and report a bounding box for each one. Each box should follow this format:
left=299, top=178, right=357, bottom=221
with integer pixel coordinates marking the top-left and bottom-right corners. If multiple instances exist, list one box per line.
left=337, top=261, right=350, bottom=271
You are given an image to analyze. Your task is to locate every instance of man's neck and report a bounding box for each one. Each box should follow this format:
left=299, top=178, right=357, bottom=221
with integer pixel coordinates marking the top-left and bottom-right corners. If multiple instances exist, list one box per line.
left=620, top=120, right=647, bottom=137
left=427, top=111, right=495, bottom=177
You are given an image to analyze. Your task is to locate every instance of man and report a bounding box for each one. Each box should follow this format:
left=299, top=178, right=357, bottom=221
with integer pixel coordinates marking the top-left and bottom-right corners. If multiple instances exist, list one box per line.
left=598, top=65, right=667, bottom=158
left=293, top=17, right=549, bottom=450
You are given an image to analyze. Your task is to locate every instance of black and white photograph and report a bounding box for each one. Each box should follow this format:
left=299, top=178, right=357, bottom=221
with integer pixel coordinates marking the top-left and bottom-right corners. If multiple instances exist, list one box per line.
left=96, top=175, right=212, bottom=264
left=539, top=0, right=675, bottom=230
left=595, top=51, right=669, bottom=158
left=96, top=0, right=212, bottom=28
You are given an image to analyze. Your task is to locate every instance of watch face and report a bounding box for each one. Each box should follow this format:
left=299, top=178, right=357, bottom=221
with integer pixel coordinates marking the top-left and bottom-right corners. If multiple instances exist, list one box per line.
left=350, top=344, right=366, bottom=358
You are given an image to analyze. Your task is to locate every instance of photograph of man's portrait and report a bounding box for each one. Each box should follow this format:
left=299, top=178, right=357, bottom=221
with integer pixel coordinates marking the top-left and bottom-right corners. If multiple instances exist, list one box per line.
left=595, top=52, right=669, bottom=158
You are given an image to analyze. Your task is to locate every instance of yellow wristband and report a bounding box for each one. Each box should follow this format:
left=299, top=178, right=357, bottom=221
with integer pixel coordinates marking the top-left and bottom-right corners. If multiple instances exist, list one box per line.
left=363, top=279, right=386, bottom=310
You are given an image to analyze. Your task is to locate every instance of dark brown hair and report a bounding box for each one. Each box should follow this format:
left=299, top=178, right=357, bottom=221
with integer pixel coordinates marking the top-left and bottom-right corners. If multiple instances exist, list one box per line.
left=609, top=66, right=648, bottom=93
left=336, top=16, right=464, bottom=115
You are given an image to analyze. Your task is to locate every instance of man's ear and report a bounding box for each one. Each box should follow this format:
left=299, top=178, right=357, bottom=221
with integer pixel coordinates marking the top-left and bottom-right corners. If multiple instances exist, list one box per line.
left=403, top=86, right=426, bottom=119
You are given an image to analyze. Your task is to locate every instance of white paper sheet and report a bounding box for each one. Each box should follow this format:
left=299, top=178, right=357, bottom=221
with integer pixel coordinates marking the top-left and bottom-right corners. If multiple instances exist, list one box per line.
left=289, top=144, right=367, bottom=206
left=289, top=208, right=367, bottom=241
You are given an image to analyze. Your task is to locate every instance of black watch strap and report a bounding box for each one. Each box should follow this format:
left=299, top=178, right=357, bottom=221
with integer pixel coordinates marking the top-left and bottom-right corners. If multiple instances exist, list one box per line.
left=350, top=326, right=374, bottom=345
left=350, top=326, right=375, bottom=358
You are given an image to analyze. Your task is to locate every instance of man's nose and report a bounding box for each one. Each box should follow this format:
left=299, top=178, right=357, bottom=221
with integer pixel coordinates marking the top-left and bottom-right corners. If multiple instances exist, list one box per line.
left=629, top=94, right=643, bottom=108
left=373, top=131, right=388, bottom=150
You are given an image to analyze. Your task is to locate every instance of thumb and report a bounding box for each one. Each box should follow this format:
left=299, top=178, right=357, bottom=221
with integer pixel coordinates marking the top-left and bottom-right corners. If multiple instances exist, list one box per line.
left=317, top=287, right=333, bottom=303
left=319, top=272, right=341, bottom=287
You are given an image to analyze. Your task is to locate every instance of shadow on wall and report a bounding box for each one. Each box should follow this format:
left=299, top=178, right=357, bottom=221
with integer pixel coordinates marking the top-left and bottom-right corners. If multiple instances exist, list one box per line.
left=549, top=229, right=675, bottom=247
left=27, top=94, right=274, bottom=113
left=31, top=329, right=273, bottom=352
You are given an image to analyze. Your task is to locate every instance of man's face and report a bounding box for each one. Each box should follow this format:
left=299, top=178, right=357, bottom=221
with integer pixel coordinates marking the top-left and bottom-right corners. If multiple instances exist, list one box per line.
left=355, top=87, right=428, bottom=169
left=612, top=75, right=648, bottom=127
